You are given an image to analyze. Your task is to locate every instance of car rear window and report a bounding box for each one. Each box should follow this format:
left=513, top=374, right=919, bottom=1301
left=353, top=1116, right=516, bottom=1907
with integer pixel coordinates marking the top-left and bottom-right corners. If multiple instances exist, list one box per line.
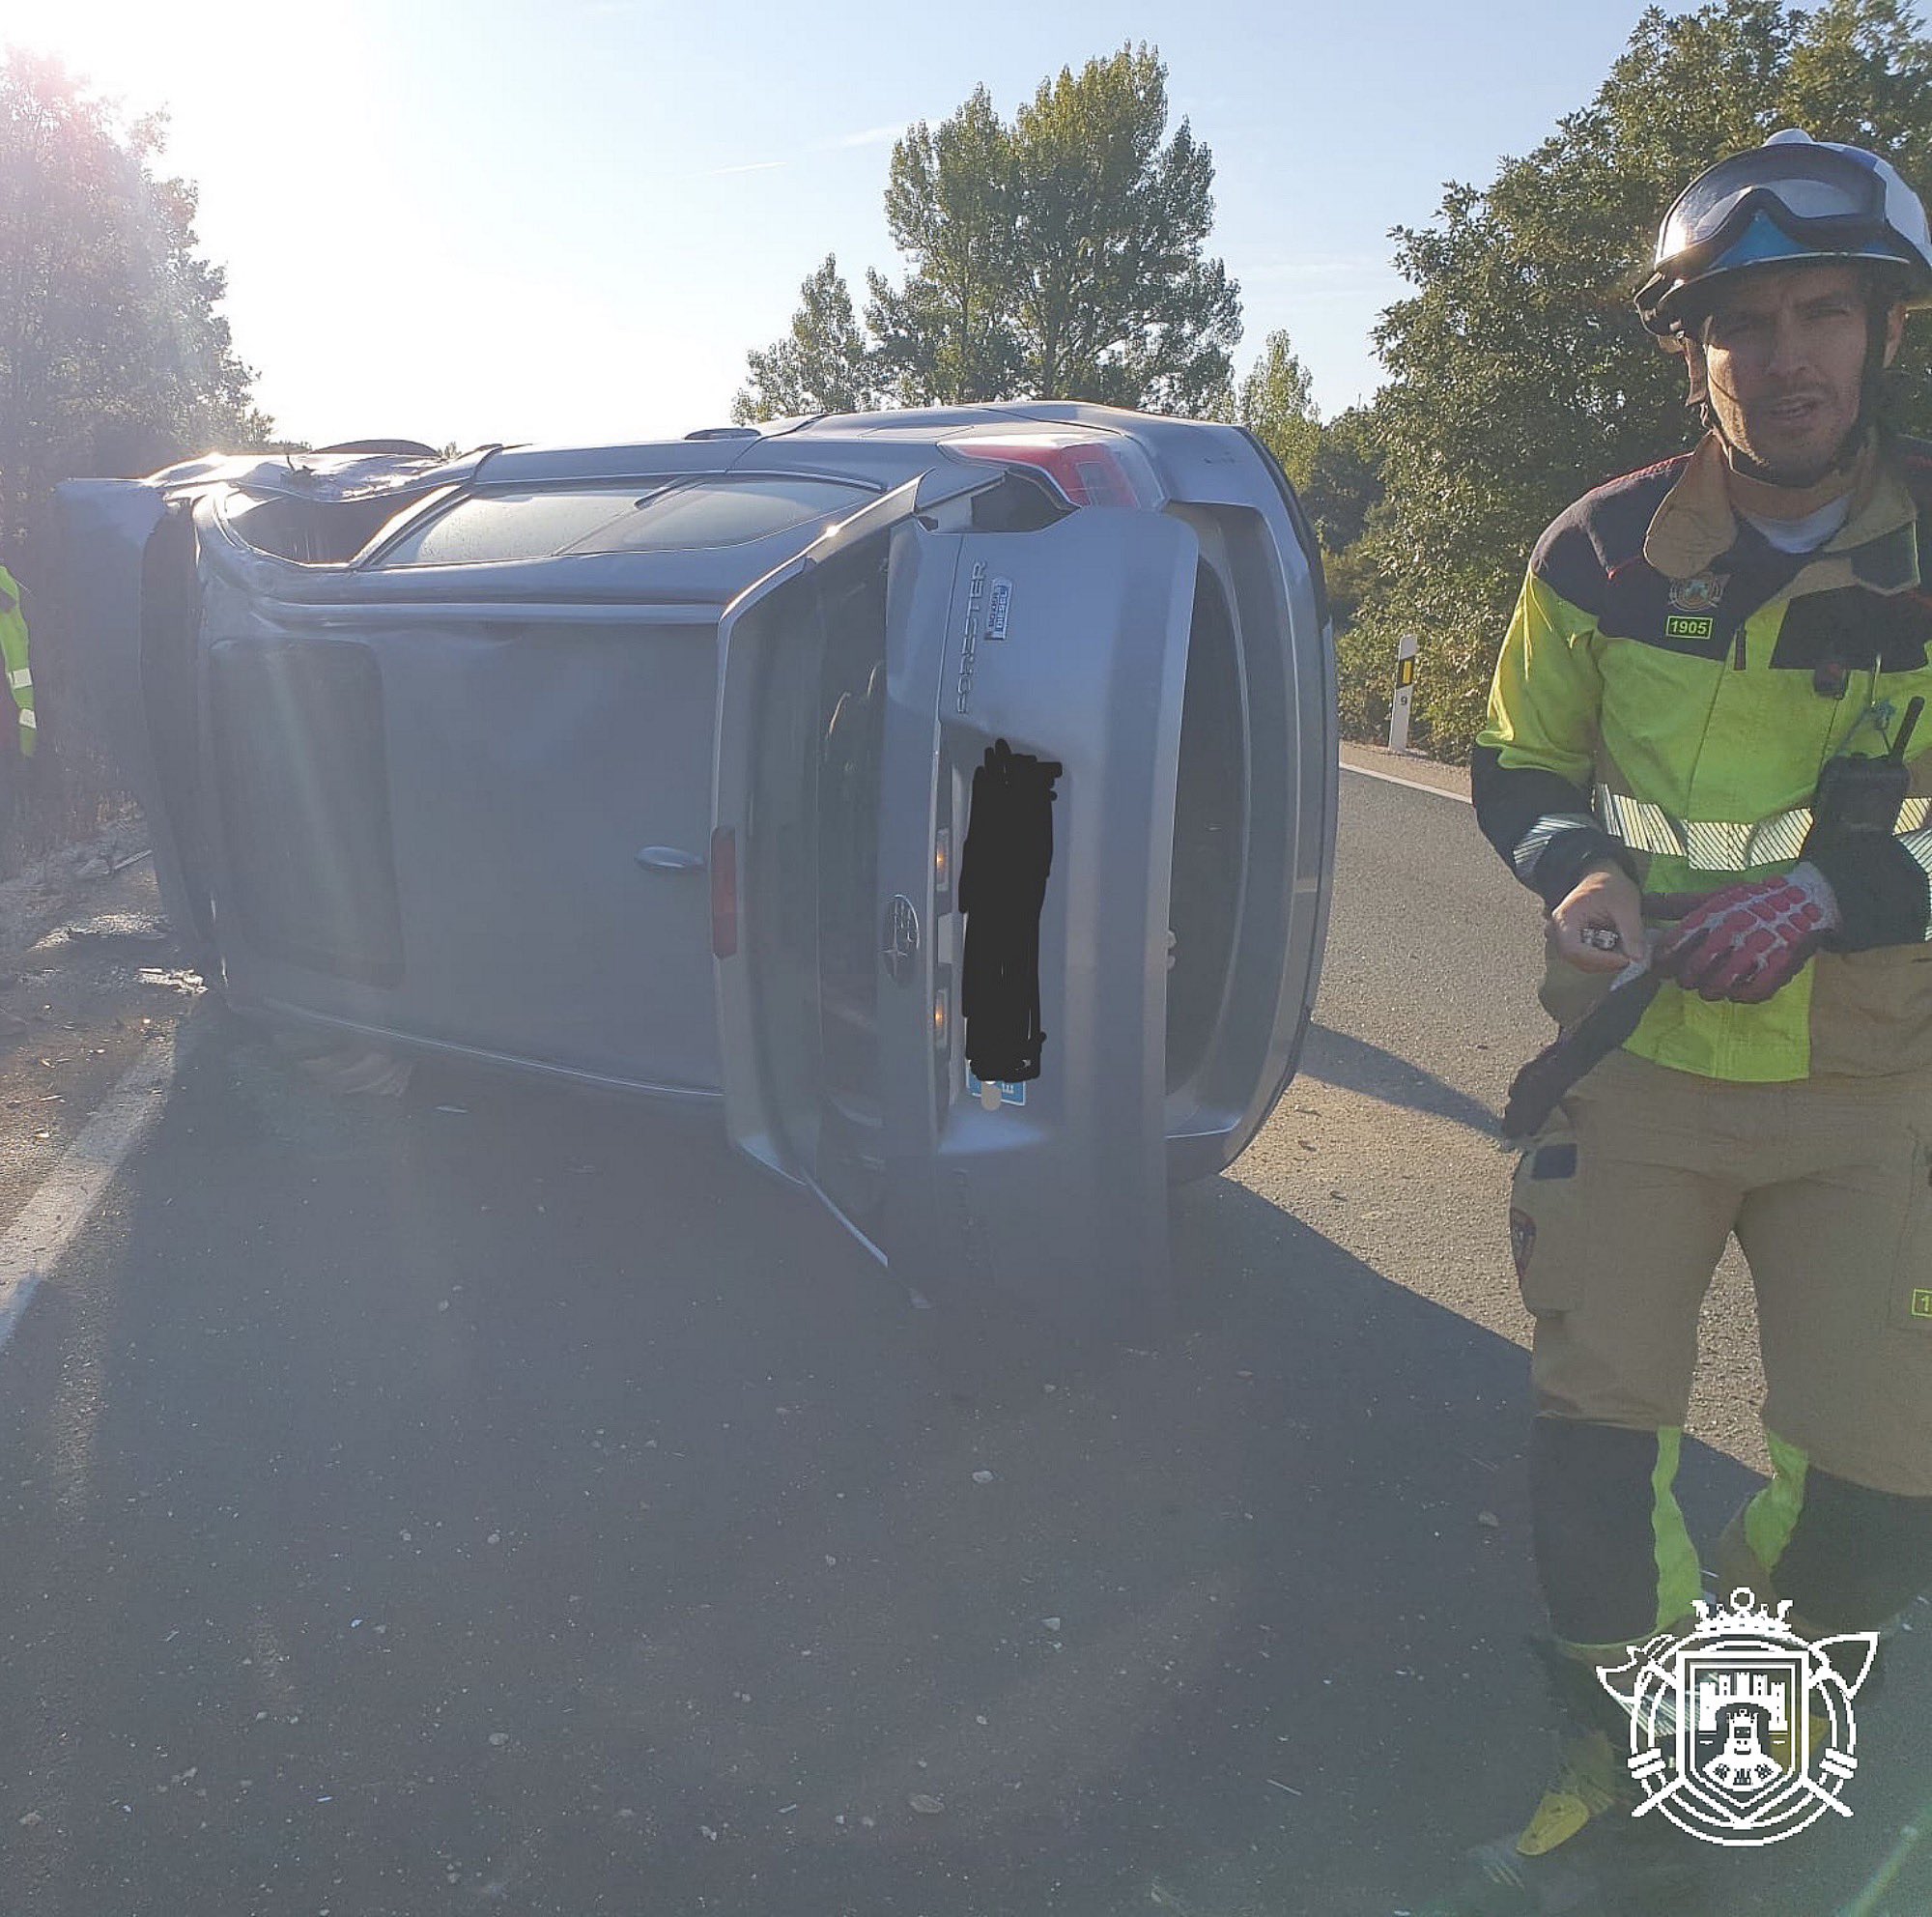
left=375, top=476, right=870, bottom=566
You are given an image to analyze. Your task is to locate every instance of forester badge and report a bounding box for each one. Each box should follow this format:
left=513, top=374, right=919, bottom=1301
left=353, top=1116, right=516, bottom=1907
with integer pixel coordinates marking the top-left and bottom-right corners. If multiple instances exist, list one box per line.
left=1509, top=1207, right=1536, bottom=1279
left=1599, top=1588, right=1878, bottom=1846
left=1668, top=571, right=1728, bottom=614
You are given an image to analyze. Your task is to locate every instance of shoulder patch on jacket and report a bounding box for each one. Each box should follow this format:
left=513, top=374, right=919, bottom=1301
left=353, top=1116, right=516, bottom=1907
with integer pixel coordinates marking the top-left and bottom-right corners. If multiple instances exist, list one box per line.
left=1529, top=454, right=1692, bottom=617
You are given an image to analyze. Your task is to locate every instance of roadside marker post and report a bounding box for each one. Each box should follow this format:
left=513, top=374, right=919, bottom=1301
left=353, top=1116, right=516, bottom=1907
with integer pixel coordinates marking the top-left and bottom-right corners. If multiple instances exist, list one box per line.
left=1388, top=634, right=1418, bottom=755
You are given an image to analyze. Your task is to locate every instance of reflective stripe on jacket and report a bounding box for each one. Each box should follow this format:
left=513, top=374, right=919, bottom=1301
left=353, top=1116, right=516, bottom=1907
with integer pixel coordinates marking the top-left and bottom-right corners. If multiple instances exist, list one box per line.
left=1474, top=432, right=1932, bottom=1083
left=0, top=565, right=36, bottom=758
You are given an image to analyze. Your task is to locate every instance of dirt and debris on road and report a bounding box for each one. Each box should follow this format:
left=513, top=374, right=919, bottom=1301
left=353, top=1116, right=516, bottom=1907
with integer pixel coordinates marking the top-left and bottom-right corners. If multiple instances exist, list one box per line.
left=0, top=820, right=193, bottom=1243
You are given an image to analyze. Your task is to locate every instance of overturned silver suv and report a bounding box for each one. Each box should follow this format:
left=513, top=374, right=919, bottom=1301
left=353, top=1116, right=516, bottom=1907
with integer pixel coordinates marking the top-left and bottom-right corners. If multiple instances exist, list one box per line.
left=60, top=403, right=1336, bottom=1329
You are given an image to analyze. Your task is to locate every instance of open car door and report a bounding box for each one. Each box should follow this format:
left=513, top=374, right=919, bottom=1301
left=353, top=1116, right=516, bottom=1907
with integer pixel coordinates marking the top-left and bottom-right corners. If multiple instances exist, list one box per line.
left=715, top=481, right=1200, bottom=1335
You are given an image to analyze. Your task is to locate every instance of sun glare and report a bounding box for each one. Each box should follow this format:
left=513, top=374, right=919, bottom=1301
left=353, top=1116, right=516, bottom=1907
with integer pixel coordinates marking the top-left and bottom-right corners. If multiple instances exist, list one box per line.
left=4, top=1, right=379, bottom=157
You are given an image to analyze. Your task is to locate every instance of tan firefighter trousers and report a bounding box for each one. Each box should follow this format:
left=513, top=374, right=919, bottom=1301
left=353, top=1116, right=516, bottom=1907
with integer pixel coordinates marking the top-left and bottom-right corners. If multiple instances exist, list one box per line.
left=1509, top=1045, right=1932, bottom=1500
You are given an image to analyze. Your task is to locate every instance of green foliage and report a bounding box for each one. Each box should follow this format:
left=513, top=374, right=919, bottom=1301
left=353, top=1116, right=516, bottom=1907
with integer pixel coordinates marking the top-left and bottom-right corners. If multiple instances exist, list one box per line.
left=1228, top=341, right=1384, bottom=620
left=1320, top=535, right=1379, bottom=631
left=1302, top=404, right=1384, bottom=553
left=1334, top=616, right=1394, bottom=741
left=997, top=45, right=1240, bottom=415
left=0, top=49, right=271, bottom=871
left=0, top=50, right=271, bottom=551
left=1236, top=329, right=1320, bottom=491
left=745, top=44, right=1241, bottom=417
left=867, top=86, right=1020, bottom=405
left=732, top=254, right=878, bottom=422
left=1343, top=0, right=1932, bottom=760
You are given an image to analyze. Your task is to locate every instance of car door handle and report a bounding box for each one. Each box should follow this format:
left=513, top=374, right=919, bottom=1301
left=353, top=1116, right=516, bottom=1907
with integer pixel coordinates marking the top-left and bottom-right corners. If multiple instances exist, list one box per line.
left=636, top=845, right=708, bottom=873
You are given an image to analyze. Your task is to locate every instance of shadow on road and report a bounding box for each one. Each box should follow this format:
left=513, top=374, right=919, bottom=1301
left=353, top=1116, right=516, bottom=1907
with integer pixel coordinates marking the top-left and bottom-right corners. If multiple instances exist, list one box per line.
left=0, top=1006, right=1923, bottom=1916
left=1299, top=1020, right=1504, bottom=1139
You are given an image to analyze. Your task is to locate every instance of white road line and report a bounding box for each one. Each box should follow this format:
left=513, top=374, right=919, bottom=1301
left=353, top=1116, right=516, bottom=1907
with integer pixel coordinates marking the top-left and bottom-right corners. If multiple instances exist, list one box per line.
left=1343, top=760, right=1472, bottom=805
left=0, top=1035, right=176, bottom=1356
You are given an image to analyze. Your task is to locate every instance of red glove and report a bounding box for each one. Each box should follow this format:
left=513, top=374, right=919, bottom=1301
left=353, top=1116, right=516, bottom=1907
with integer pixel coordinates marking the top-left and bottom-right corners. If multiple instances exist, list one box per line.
left=1654, top=865, right=1841, bottom=1004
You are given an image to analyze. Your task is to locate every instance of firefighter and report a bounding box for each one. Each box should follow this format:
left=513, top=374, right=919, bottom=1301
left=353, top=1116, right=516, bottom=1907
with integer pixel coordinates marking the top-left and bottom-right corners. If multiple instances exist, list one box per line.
left=1429, top=131, right=1932, bottom=1913
left=0, top=561, right=38, bottom=844
left=0, top=561, right=37, bottom=762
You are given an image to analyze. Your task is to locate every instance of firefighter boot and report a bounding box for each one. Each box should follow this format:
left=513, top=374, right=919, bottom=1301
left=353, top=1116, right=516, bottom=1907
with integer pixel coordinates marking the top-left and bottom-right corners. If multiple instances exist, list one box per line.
left=1416, top=1647, right=1707, bottom=1917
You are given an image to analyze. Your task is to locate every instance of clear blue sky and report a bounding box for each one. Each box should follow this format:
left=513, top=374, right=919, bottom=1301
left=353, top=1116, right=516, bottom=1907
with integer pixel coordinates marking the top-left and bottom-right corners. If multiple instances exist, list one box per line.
left=9, top=0, right=1668, bottom=449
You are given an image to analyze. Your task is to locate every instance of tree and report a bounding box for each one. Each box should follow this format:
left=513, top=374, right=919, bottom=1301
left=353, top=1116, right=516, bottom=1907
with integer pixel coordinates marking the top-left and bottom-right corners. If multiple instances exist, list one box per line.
left=0, top=50, right=271, bottom=553
left=732, top=254, right=878, bottom=423
left=746, top=44, right=1242, bottom=417
left=998, top=45, right=1240, bottom=414
left=1301, top=405, right=1384, bottom=554
left=1236, top=329, right=1321, bottom=492
left=1350, top=0, right=1932, bottom=758
left=867, top=86, right=1019, bottom=406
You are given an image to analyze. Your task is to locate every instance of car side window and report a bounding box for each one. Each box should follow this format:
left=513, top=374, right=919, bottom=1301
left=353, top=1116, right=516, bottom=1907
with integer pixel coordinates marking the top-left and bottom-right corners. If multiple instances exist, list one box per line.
left=373, top=477, right=872, bottom=567
left=561, top=477, right=871, bottom=554
left=376, top=488, right=663, bottom=566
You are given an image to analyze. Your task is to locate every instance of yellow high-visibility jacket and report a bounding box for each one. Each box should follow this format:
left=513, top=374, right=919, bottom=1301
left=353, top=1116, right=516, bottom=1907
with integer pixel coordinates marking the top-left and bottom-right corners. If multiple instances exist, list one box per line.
left=0, top=565, right=37, bottom=760
left=1475, top=432, right=1932, bottom=1082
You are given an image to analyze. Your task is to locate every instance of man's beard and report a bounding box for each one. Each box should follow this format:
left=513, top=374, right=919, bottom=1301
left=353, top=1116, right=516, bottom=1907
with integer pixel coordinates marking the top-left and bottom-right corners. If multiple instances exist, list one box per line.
left=1735, top=440, right=1843, bottom=488
left=1711, top=386, right=1863, bottom=490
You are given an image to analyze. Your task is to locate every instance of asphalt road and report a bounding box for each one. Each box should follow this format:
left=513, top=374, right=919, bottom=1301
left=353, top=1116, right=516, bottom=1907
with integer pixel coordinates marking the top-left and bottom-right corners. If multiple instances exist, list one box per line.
left=0, top=771, right=1925, bottom=1917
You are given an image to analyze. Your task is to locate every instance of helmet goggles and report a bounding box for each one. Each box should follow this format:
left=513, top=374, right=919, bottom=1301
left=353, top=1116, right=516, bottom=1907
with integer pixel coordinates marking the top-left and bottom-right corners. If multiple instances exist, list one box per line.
left=1662, top=141, right=1889, bottom=265
left=1636, top=136, right=1932, bottom=333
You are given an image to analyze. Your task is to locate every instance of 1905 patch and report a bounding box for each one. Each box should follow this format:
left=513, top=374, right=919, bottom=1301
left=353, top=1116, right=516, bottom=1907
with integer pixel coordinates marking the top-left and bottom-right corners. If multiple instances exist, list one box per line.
left=1510, top=1206, right=1537, bottom=1278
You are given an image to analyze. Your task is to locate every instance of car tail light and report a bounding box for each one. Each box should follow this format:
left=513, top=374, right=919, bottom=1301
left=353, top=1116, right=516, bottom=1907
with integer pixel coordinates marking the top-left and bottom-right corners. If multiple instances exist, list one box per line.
left=945, top=432, right=1162, bottom=510
left=710, top=826, right=738, bottom=958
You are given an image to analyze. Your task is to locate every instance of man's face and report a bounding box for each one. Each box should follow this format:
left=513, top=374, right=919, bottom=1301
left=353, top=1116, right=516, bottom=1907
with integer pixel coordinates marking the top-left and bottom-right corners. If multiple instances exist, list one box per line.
left=1692, top=263, right=1905, bottom=486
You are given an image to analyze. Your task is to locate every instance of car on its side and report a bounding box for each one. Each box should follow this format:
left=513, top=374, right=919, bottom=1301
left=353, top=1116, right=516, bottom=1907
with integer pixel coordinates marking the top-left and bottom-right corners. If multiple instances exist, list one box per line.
left=59, top=402, right=1336, bottom=1331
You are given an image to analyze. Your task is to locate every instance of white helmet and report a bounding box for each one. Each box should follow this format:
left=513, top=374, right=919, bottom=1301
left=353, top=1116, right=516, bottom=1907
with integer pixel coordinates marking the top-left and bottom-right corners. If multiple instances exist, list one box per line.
left=1635, top=130, right=1932, bottom=335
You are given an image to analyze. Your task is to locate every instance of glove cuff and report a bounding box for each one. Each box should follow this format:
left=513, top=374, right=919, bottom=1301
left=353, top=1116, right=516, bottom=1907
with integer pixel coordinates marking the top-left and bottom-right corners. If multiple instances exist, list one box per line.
left=1787, top=861, right=1844, bottom=933
left=1805, top=838, right=1932, bottom=951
